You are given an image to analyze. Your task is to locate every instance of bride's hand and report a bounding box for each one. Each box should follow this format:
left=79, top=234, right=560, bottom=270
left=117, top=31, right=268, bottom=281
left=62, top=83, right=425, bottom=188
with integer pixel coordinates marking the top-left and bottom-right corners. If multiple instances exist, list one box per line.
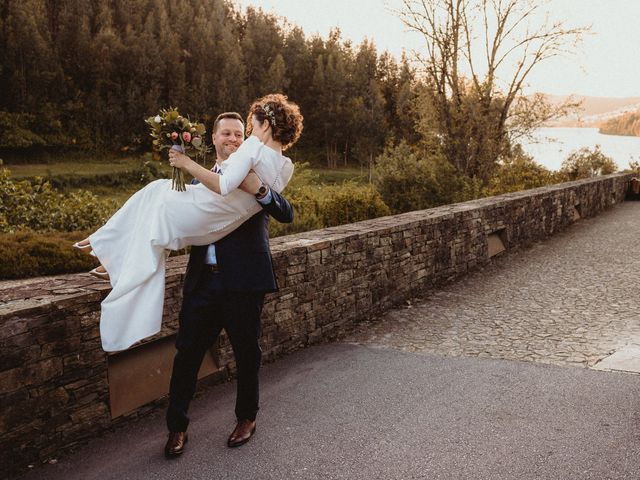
left=168, top=148, right=193, bottom=169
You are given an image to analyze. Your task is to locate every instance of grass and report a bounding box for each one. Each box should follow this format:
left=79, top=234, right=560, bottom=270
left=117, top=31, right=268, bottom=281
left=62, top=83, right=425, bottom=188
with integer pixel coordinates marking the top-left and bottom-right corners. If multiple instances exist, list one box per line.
left=6, top=157, right=147, bottom=178
left=309, top=166, right=369, bottom=185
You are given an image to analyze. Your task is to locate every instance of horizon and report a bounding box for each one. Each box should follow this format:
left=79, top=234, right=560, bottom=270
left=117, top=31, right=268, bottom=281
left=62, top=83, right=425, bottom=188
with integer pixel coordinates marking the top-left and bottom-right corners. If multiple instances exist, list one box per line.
left=236, top=0, right=640, bottom=99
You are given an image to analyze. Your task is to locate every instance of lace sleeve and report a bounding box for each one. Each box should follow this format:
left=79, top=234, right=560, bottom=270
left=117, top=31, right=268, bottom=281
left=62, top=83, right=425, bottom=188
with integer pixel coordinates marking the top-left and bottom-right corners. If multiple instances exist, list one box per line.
left=219, top=136, right=263, bottom=196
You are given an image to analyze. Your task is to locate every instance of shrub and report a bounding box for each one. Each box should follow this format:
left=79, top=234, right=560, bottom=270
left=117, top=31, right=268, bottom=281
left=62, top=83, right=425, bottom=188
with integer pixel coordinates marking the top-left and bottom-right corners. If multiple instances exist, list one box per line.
left=558, top=145, right=617, bottom=181
left=317, top=183, right=391, bottom=226
left=373, top=141, right=477, bottom=213
left=269, top=162, right=391, bottom=237
left=485, top=148, right=556, bottom=196
left=0, top=108, right=71, bottom=151
left=0, top=168, right=118, bottom=233
left=0, top=230, right=98, bottom=279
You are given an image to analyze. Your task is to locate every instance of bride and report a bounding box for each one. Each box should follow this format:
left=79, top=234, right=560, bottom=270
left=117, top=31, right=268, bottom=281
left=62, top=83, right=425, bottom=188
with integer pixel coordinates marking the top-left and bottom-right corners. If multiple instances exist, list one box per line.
left=74, top=94, right=303, bottom=352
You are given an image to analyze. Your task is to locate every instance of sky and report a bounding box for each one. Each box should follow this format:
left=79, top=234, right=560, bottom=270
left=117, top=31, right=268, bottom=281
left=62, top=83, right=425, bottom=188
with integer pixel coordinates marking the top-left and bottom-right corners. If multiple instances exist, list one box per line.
left=235, top=0, right=640, bottom=99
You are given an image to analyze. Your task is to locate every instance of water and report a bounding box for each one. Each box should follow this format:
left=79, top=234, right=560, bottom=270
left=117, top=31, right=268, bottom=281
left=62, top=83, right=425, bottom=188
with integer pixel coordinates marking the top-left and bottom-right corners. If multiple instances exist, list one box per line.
left=519, top=127, right=640, bottom=171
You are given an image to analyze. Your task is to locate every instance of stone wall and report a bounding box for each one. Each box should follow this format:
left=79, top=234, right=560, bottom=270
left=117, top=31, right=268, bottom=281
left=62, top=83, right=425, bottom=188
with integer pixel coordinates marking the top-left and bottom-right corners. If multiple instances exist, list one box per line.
left=0, top=173, right=633, bottom=476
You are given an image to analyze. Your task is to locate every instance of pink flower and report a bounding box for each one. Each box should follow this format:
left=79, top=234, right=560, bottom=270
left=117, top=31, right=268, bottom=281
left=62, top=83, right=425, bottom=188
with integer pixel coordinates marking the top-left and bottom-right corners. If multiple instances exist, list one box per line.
left=170, top=132, right=179, bottom=141
left=182, top=132, right=191, bottom=143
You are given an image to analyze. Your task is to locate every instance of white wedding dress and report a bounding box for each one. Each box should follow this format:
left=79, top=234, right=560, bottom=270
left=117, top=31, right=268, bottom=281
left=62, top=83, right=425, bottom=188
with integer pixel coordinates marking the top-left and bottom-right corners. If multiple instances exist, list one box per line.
left=89, top=135, right=294, bottom=352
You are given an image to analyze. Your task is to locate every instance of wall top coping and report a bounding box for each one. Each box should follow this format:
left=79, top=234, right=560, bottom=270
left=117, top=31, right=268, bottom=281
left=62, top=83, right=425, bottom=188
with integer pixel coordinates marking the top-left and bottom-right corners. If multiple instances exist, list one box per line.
left=0, top=173, right=632, bottom=319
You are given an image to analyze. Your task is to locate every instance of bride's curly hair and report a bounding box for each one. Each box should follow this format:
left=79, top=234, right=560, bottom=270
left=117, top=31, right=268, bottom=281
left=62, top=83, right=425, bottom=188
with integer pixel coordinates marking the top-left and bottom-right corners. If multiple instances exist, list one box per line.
left=247, top=93, right=303, bottom=150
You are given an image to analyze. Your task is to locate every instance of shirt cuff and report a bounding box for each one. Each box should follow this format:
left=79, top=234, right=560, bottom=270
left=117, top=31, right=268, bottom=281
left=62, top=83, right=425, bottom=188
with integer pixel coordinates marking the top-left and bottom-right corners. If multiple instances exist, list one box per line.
left=219, top=174, right=229, bottom=196
left=257, top=188, right=273, bottom=205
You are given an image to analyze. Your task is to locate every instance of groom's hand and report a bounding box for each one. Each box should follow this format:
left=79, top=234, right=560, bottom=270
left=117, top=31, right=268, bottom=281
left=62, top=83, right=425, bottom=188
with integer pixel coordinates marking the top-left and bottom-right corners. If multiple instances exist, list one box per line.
left=239, top=170, right=262, bottom=195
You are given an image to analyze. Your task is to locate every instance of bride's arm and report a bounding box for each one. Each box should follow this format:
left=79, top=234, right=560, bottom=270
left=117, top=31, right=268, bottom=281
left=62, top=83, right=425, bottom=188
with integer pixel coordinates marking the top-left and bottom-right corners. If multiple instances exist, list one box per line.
left=170, top=136, right=262, bottom=195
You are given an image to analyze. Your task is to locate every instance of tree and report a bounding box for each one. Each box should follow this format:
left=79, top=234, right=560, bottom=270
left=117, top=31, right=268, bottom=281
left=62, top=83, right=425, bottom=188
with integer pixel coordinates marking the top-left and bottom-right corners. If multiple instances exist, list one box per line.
left=398, top=0, right=586, bottom=184
left=264, top=53, right=289, bottom=92
left=558, top=145, right=617, bottom=181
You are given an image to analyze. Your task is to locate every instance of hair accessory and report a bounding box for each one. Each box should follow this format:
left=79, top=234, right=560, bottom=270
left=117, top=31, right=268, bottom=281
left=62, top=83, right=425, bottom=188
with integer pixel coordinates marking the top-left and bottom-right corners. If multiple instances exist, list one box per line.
left=263, top=104, right=276, bottom=127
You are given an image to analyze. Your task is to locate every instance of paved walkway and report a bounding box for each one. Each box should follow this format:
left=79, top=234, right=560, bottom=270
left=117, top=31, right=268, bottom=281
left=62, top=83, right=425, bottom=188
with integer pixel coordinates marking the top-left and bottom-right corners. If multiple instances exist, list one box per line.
left=344, top=201, right=640, bottom=369
left=17, top=202, right=640, bottom=480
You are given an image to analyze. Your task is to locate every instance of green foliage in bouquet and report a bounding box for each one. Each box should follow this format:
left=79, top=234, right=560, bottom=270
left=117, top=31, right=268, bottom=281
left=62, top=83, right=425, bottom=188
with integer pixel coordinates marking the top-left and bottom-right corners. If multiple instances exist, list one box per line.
left=146, top=107, right=208, bottom=191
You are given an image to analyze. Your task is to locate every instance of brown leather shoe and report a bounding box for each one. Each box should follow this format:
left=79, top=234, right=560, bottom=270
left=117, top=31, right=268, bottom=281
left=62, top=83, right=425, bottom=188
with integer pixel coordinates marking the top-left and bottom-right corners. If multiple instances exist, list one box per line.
left=164, top=431, right=188, bottom=458
left=227, top=419, right=256, bottom=448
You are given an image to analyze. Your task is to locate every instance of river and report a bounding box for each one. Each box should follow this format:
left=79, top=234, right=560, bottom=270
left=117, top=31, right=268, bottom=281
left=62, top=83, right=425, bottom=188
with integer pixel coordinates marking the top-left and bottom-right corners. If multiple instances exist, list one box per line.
left=519, top=127, right=640, bottom=171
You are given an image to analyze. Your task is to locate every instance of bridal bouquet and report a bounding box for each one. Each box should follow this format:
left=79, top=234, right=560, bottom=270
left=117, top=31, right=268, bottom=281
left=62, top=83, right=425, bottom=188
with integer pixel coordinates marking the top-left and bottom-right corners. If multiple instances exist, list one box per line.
left=145, top=108, right=208, bottom=191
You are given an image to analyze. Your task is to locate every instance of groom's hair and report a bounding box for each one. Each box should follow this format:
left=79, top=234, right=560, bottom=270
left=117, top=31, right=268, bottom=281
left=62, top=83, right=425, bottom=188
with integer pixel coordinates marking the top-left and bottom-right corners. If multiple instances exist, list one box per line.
left=212, top=112, right=244, bottom=133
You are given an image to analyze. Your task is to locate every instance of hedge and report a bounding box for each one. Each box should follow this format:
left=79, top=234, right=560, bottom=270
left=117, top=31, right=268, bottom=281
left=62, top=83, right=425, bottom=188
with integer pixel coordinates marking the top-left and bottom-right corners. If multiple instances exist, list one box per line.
left=0, top=230, right=99, bottom=279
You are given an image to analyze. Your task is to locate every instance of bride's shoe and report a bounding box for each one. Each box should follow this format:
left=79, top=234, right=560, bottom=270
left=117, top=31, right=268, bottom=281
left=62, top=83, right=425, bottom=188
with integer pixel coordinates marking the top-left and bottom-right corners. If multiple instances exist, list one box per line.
left=72, top=240, right=91, bottom=251
left=73, top=240, right=97, bottom=257
left=89, top=266, right=110, bottom=281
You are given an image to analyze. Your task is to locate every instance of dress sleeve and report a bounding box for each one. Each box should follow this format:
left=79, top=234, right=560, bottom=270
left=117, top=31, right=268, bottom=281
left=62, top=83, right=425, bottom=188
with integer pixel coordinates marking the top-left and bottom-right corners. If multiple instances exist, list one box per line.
left=219, top=135, right=263, bottom=196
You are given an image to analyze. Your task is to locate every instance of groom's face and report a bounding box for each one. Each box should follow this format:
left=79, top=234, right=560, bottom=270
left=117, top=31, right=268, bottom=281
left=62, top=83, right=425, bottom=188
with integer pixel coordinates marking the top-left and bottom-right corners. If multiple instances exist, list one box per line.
left=212, top=118, right=245, bottom=161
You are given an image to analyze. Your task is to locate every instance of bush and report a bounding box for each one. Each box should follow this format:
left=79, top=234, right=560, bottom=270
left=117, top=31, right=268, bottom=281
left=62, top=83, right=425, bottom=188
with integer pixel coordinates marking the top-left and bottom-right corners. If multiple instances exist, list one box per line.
left=0, top=108, right=71, bottom=151
left=269, top=162, right=391, bottom=237
left=0, top=168, right=118, bottom=233
left=558, top=145, right=617, bottom=181
left=485, top=147, right=556, bottom=196
left=373, top=141, right=478, bottom=213
left=317, top=183, right=391, bottom=226
left=0, top=230, right=98, bottom=279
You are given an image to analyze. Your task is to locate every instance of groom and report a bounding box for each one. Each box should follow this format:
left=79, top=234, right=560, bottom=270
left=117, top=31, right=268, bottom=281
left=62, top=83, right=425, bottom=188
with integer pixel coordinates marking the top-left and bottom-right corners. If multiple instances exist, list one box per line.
left=164, top=112, right=294, bottom=457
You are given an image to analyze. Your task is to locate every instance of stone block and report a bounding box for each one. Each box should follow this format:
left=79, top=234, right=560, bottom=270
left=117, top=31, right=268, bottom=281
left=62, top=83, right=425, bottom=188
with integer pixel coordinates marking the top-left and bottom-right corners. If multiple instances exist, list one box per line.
left=69, top=402, right=109, bottom=424
left=25, top=358, right=64, bottom=386
left=0, top=319, right=29, bottom=338
left=0, top=345, right=41, bottom=371
left=0, top=367, right=26, bottom=394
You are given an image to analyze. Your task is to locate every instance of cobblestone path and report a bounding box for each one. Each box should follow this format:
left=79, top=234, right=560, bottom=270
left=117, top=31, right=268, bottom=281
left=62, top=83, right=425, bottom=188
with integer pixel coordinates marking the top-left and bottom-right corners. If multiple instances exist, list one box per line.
left=341, top=201, right=640, bottom=369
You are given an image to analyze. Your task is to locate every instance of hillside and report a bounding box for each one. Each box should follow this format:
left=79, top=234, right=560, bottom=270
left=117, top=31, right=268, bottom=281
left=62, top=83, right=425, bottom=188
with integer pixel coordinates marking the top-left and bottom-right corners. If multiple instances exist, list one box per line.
left=540, top=95, right=640, bottom=127
left=599, top=111, right=640, bottom=136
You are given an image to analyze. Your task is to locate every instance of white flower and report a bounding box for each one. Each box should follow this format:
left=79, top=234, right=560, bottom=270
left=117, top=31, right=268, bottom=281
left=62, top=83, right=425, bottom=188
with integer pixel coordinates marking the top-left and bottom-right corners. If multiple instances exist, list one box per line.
left=154, top=115, right=162, bottom=123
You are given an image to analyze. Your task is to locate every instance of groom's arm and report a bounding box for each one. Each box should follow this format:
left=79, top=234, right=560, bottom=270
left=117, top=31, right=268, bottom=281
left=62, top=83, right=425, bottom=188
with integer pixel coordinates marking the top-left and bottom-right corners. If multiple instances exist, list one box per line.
left=239, top=172, right=294, bottom=224
left=259, top=189, right=294, bottom=224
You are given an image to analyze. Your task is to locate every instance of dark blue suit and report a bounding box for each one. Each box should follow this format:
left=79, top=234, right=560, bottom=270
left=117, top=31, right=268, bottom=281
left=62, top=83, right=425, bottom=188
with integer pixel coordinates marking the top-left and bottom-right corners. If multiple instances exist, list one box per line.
left=166, top=189, right=293, bottom=432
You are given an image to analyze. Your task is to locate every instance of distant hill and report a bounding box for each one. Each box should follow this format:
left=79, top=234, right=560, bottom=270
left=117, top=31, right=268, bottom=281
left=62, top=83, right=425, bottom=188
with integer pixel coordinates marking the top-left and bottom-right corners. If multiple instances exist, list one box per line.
left=599, top=111, right=640, bottom=136
left=539, top=95, right=640, bottom=128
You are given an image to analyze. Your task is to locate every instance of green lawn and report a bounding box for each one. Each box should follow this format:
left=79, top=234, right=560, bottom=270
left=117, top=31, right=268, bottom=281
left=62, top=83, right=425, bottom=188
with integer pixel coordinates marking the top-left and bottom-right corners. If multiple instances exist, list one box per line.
left=309, top=166, right=369, bottom=185
left=6, top=157, right=147, bottom=178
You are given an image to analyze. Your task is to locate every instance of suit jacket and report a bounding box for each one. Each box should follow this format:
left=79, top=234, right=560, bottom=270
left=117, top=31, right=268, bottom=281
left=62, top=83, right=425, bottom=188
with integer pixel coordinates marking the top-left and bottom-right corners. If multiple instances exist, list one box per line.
left=183, top=189, right=293, bottom=294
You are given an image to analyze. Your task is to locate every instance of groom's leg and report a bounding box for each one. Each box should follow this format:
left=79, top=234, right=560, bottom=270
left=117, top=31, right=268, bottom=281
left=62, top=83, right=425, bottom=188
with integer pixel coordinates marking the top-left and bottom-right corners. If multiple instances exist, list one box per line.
left=166, top=280, right=223, bottom=433
left=223, top=291, right=265, bottom=421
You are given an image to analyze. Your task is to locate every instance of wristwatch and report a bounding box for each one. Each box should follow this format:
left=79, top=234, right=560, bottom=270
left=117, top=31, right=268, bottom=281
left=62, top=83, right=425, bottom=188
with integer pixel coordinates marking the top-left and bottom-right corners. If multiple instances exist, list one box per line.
left=255, top=183, right=268, bottom=199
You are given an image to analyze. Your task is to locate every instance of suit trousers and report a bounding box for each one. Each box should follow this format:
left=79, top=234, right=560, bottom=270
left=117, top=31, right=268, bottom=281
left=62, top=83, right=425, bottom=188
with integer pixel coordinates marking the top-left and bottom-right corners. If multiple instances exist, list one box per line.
left=166, top=269, right=265, bottom=432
